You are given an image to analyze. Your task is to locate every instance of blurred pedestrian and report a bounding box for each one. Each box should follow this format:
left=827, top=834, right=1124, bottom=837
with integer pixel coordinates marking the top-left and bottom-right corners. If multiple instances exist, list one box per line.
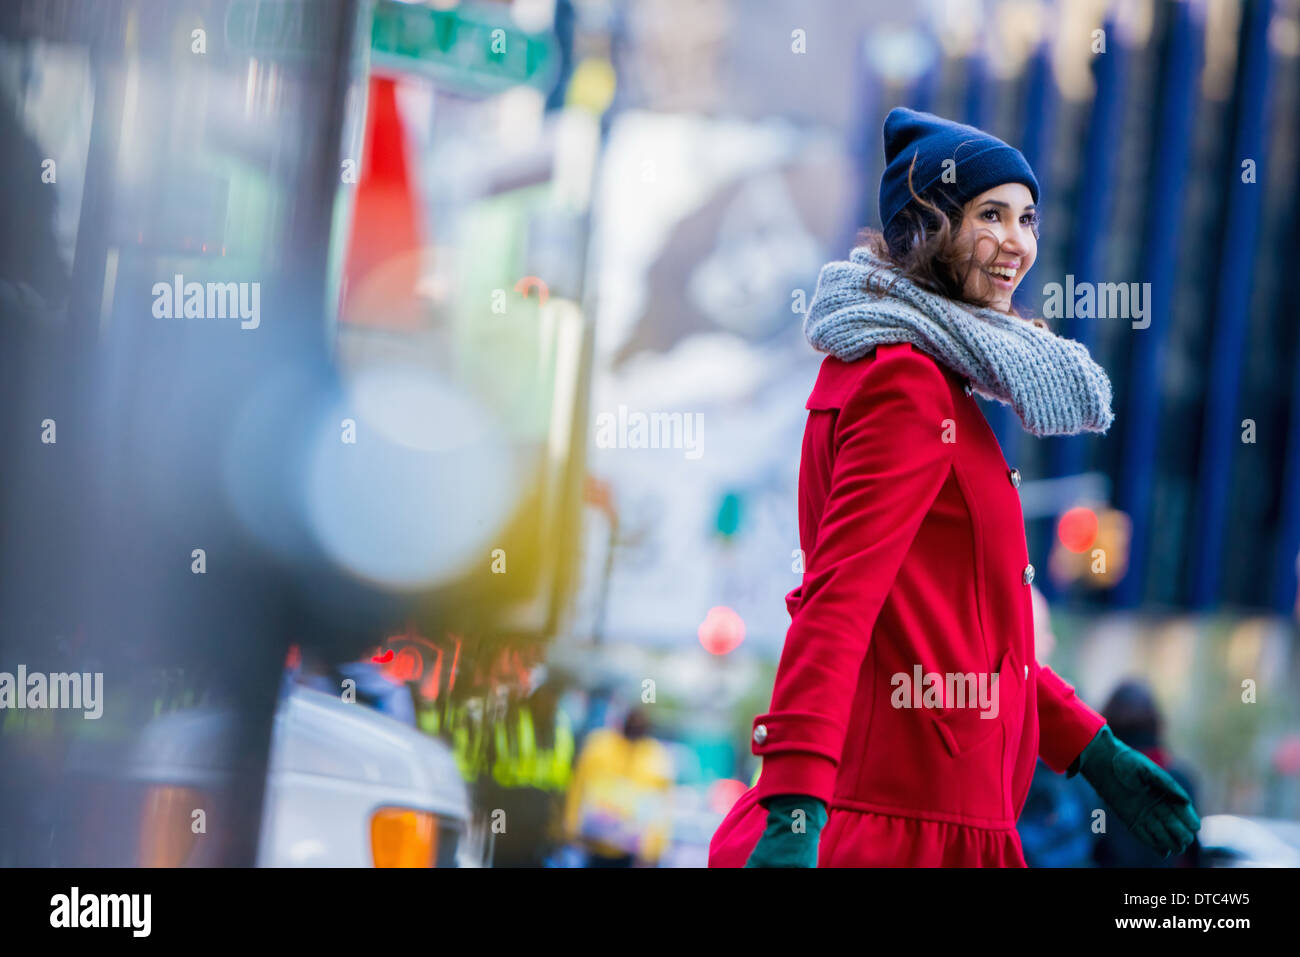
left=1093, top=681, right=1201, bottom=868
left=563, top=706, right=674, bottom=866
left=1018, top=758, right=1098, bottom=867
left=710, top=108, right=1199, bottom=868
left=482, top=680, right=576, bottom=868
left=1017, top=587, right=1097, bottom=867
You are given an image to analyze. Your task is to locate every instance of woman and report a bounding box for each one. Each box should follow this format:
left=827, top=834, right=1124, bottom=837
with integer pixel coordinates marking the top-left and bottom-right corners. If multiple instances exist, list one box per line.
left=708, top=108, right=1200, bottom=868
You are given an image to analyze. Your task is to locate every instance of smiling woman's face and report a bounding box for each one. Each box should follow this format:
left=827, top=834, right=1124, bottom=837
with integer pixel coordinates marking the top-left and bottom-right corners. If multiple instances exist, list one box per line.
left=955, top=183, right=1038, bottom=314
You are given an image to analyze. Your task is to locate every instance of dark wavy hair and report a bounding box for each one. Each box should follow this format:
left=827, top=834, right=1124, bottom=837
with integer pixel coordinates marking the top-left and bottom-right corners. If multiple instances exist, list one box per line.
left=855, top=154, right=1045, bottom=325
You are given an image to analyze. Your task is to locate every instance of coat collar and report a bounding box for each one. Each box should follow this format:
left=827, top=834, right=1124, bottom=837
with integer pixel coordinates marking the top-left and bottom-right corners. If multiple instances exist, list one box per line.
left=806, top=344, right=962, bottom=411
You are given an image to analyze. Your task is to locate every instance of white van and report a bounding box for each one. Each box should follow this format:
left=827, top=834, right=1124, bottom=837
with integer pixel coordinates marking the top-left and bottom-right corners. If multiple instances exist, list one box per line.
left=126, top=685, right=476, bottom=867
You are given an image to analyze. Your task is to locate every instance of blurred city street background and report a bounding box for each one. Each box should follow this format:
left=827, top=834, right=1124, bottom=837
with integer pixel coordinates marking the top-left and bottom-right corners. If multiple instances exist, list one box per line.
left=1, top=0, right=1299, bottom=868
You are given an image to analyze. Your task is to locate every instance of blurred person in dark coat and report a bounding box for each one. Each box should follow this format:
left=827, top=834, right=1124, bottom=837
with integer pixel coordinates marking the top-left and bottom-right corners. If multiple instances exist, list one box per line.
left=1017, top=586, right=1097, bottom=867
left=1018, top=757, right=1097, bottom=867
left=1093, top=680, right=1200, bottom=868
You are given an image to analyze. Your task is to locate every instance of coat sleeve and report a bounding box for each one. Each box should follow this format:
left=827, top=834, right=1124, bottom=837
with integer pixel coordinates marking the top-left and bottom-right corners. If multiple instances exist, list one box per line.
left=1035, top=665, right=1106, bottom=773
left=753, top=348, right=957, bottom=806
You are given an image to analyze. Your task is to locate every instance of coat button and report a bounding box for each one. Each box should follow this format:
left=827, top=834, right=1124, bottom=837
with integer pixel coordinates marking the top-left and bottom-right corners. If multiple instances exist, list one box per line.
left=1009, top=467, right=1021, bottom=489
left=1024, top=664, right=1030, bottom=679
left=753, top=724, right=768, bottom=745
left=1023, top=563, right=1035, bottom=585
left=964, top=380, right=973, bottom=396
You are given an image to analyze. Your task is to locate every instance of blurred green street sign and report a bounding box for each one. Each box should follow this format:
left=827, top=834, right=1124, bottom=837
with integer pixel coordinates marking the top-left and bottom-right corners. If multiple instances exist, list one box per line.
left=370, top=0, right=560, bottom=97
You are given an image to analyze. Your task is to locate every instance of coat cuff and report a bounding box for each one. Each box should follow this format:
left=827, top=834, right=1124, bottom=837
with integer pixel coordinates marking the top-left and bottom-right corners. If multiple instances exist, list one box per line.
left=1036, top=666, right=1106, bottom=774
left=749, top=711, right=842, bottom=805
left=754, top=753, right=839, bottom=806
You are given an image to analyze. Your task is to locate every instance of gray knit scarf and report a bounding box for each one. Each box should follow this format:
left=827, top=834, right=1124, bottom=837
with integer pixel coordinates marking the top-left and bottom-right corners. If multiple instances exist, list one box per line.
left=803, top=247, right=1114, bottom=437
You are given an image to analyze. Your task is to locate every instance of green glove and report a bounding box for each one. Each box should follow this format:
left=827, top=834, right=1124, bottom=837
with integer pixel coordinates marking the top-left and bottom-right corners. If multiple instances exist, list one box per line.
left=1072, top=725, right=1200, bottom=857
left=744, top=794, right=827, bottom=868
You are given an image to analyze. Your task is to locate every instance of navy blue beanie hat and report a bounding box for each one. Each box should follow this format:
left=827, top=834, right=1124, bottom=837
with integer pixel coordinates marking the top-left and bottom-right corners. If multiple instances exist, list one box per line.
left=878, top=107, right=1039, bottom=240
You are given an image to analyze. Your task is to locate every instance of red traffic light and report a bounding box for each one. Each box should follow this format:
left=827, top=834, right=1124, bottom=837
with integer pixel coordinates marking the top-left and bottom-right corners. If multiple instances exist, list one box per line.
left=1057, top=506, right=1099, bottom=553
left=698, top=606, right=745, bottom=655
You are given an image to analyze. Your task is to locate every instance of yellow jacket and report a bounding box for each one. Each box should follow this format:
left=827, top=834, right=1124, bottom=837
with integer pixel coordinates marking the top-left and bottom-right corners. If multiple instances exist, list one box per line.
left=563, top=728, right=674, bottom=862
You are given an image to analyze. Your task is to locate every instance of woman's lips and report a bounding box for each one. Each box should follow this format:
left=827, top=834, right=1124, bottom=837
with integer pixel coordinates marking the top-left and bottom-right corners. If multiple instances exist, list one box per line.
left=985, top=269, right=1016, bottom=291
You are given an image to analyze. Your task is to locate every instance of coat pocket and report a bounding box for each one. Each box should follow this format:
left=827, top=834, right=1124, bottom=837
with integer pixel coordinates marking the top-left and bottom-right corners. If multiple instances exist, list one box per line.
left=926, top=649, right=1015, bottom=758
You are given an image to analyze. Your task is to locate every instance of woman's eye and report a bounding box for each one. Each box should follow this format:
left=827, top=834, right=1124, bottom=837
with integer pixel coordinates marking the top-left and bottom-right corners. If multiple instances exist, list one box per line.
left=981, top=209, right=1000, bottom=221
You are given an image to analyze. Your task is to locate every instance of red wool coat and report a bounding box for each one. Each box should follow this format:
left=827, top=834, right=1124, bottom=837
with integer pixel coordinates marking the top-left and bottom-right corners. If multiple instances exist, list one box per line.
left=709, top=343, right=1105, bottom=867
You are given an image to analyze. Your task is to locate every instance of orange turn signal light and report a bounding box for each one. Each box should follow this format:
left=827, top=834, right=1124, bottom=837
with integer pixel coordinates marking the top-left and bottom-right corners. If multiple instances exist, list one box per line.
left=370, top=807, right=437, bottom=867
left=139, top=786, right=204, bottom=867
